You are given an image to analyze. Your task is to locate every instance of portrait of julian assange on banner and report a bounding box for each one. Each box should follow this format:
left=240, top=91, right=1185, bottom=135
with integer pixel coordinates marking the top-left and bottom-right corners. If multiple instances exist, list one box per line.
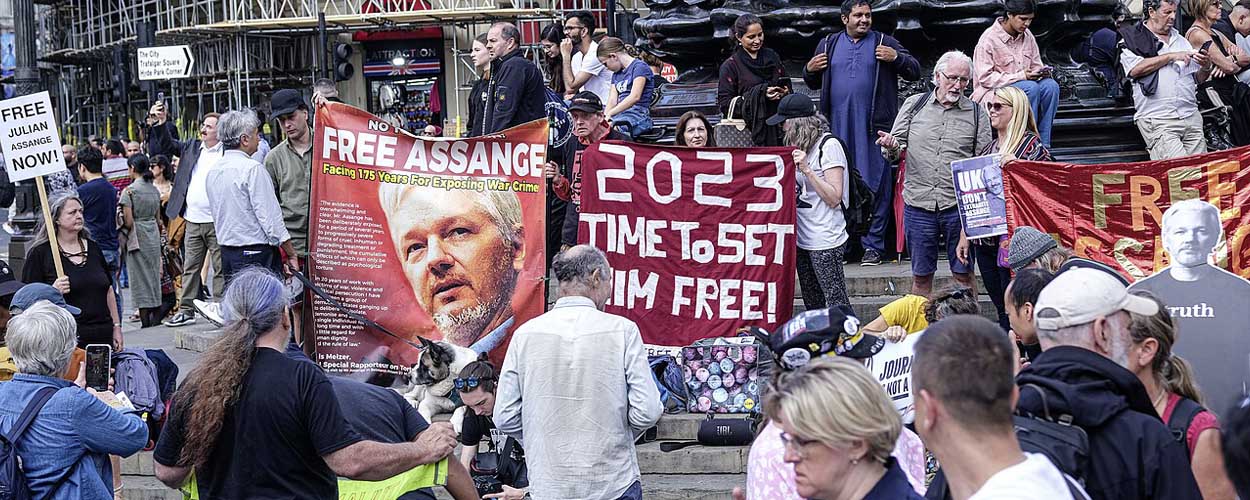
left=952, top=154, right=1008, bottom=240
left=1003, top=145, right=1250, bottom=282
left=1005, top=147, right=1250, bottom=416
left=310, top=102, right=548, bottom=376
left=577, top=141, right=797, bottom=349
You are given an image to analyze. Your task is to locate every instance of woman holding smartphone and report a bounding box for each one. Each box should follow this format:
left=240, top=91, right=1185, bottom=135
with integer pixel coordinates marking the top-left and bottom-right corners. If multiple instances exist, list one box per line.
left=717, top=14, right=790, bottom=146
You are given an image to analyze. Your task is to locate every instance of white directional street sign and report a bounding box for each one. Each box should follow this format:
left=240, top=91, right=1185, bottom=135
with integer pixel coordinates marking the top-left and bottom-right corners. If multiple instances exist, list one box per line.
left=0, top=91, right=67, bottom=183
left=137, top=45, right=195, bottom=80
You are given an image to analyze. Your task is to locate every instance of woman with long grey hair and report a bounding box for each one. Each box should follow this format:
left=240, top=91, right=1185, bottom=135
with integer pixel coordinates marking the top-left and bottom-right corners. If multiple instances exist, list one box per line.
left=769, top=93, right=851, bottom=309
left=154, top=267, right=478, bottom=498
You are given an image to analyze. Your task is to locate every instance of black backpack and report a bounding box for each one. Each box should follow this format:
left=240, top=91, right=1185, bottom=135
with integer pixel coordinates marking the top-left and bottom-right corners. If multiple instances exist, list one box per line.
left=0, top=387, right=72, bottom=500
left=1013, top=384, right=1092, bottom=483
left=814, top=135, right=875, bottom=237
left=1165, top=396, right=1205, bottom=460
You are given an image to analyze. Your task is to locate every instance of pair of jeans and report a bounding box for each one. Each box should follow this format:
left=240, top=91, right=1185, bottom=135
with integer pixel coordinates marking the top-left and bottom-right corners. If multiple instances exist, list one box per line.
left=178, top=221, right=223, bottom=312
left=972, top=241, right=1011, bottom=331
left=614, top=480, right=642, bottom=500
left=612, top=107, right=653, bottom=139
left=861, top=157, right=895, bottom=254
left=903, top=205, right=971, bottom=276
left=796, top=245, right=849, bottom=311
left=1010, top=79, right=1060, bottom=147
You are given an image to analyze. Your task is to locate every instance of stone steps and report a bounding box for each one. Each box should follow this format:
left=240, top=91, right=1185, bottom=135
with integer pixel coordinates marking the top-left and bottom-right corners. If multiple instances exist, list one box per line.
left=119, top=475, right=182, bottom=500
left=431, top=474, right=745, bottom=499
left=637, top=441, right=750, bottom=475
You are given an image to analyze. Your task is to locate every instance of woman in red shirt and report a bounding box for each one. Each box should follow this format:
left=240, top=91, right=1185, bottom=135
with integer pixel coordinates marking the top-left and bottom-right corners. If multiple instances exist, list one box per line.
left=1128, top=292, right=1237, bottom=500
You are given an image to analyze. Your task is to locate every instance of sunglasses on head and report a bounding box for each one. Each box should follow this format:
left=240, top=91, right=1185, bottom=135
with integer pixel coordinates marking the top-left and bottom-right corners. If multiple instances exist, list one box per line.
left=454, top=376, right=490, bottom=392
left=938, top=287, right=972, bottom=301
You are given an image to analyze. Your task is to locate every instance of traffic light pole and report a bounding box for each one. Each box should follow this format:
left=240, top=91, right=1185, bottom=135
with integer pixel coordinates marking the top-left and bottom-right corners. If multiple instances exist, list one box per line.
left=319, top=13, right=330, bottom=80
left=9, top=0, right=43, bottom=276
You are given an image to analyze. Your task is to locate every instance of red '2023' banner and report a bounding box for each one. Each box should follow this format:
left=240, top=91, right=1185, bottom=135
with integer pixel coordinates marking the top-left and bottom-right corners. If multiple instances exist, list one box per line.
left=1004, top=146, right=1250, bottom=281
left=578, top=141, right=797, bottom=347
left=310, top=103, right=548, bottom=374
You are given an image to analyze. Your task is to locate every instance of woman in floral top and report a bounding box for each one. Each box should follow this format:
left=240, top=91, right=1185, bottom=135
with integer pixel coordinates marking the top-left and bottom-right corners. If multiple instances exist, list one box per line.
left=958, top=86, right=1052, bottom=331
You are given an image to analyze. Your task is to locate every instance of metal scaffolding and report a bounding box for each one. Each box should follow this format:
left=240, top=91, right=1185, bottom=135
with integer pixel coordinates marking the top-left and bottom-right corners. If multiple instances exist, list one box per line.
left=41, top=0, right=644, bottom=139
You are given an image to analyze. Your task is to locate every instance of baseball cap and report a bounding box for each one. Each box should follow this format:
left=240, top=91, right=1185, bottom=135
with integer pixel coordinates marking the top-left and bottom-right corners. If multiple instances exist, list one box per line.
left=271, top=89, right=308, bottom=118
left=1007, top=226, right=1058, bottom=271
left=1034, top=267, right=1157, bottom=330
left=0, top=260, right=25, bottom=298
left=1056, top=257, right=1130, bottom=286
left=10, top=283, right=81, bottom=316
left=567, top=91, right=604, bottom=114
left=765, top=93, right=816, bottom=126
left=770, top=305, right=883, bottom=371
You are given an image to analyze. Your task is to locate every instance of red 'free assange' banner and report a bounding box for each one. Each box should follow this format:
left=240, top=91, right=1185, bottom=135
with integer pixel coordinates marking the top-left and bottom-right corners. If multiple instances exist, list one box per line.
left=577, top=141, right=797, bottom=347
left=1004, top=145, right=1250, bottom=281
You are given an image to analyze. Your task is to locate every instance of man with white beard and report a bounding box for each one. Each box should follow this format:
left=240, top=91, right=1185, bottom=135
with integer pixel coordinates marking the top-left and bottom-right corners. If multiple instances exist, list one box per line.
left=378, top=184, right=525, bottom=356
left=876, top=50, right=991, bottom=298
left=1013, top=267, right=1201, bottom=500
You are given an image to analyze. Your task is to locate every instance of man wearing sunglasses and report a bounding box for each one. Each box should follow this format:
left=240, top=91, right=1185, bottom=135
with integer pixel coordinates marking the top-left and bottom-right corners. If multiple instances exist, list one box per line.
left=455, top=360, right=530, bottom=499
left=559, top=11, right=613, bottom=102
left=877, top=50, right=991, bottom=298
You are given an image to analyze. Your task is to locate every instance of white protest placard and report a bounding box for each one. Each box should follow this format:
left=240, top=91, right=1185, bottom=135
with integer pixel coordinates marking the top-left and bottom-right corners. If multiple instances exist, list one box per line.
left=0, top=91, right=66, bottom=183
left=136, top=45, right=195, bottom=80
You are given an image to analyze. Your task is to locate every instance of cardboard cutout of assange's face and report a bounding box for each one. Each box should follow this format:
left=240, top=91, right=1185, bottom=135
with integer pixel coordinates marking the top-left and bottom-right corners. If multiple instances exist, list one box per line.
left=378, top=184, right=525, bottom=347
left=1161, top=200, right=1221, bottom=269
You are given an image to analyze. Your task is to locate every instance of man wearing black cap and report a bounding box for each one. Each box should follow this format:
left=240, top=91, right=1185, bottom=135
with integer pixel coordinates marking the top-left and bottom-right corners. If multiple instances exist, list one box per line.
left=549, top=91, right=628, bottom=248
left=264, top=89, right=314, bottom=263
left=261, top=89, right=315, bottom=339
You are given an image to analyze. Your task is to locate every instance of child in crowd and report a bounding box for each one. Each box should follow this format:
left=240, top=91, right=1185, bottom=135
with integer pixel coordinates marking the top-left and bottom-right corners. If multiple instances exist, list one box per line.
left=597, top=37, right=654, bottom=139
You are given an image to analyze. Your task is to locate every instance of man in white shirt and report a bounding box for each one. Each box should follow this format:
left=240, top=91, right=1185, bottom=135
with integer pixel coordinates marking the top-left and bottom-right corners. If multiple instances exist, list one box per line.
left=1119, top=0, right=1213, bottom=160
left=204, top=109, right=298, bottom=282
left=913, top=315, right=1088, bottom=500
left=147, top=105, right=225, bottom=328
left=495, top=245, right=662, bottom=500
left=560, top=11, right=613, bottom=102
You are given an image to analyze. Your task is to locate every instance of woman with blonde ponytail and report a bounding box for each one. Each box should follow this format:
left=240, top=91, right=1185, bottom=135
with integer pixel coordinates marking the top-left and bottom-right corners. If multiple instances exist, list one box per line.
left=1128, top=292, right=1237, bottom=500
left=597, top=36, right=655, bottom=138
left=956, top=85, right=1054, bottom=331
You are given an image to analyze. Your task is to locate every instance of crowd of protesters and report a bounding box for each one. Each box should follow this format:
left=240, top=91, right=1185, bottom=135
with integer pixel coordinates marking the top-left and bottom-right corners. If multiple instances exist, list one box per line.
left=0, top=2, right=1249, bottom=499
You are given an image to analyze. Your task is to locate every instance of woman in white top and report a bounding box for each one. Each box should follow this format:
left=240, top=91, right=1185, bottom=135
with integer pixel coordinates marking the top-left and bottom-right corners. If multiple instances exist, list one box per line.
left=768, top=93, right=851, bottom=309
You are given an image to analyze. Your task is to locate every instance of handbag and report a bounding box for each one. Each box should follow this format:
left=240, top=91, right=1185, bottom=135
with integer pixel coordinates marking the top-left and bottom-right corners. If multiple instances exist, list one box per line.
left=715, top=97, right=754, bottom=148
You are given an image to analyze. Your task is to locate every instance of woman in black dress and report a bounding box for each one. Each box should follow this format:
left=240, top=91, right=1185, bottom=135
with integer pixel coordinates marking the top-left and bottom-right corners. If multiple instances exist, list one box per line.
left=717, top=14, right=790, bottom=146
left=23, top=193, right=122, bottom=349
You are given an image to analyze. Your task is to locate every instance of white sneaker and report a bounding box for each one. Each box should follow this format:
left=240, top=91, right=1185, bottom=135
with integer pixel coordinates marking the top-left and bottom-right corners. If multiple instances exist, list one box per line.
left=193, top=299, right=224, bottom=327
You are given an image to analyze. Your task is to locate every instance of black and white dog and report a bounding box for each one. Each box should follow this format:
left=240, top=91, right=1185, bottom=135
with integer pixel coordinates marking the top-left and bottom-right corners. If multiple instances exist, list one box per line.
left=398, top=341, right=477, bottom=430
